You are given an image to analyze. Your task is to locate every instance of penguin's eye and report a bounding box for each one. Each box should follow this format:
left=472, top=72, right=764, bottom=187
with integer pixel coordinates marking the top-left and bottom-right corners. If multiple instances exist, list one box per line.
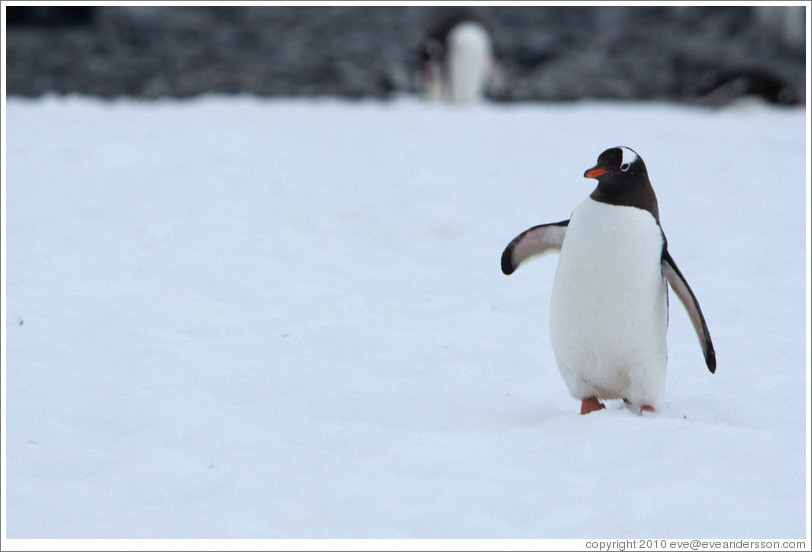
left=620, top=163, right=630, bottom=172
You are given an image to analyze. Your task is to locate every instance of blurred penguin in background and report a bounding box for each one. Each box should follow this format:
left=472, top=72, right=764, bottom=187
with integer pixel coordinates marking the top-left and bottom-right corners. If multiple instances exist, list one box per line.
left=417, top=14, right=504, bottom=104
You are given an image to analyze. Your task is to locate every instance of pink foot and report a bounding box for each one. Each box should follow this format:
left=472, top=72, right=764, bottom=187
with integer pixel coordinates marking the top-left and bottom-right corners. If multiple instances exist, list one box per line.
left=580, top=396, right=606, bottom=415
left=639, top=405, right=656, bottom=415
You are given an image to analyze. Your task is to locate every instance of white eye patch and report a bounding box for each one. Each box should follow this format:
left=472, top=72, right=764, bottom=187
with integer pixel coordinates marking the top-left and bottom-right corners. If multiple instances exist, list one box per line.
left=619, top=147, right=638, bottom=167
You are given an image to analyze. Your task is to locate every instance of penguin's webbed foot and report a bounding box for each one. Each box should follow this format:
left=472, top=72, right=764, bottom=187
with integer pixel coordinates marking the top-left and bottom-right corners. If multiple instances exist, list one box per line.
left=580, top=396, right=606, bottom=415
left=623, top=398, right=657, bottom=415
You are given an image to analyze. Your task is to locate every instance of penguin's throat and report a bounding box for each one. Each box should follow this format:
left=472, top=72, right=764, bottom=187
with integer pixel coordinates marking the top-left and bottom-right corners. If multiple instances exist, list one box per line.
left=590, top=183, right=660, bottom=222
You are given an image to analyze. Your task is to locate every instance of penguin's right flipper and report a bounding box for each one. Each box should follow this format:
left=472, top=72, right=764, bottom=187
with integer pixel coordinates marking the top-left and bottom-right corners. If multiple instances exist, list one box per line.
left=501, top=220, right=569, bottom=275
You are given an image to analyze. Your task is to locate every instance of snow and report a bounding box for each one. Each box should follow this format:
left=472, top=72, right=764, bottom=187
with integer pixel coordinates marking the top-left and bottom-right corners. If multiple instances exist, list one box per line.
left=3, top=95, right=809, bottom=542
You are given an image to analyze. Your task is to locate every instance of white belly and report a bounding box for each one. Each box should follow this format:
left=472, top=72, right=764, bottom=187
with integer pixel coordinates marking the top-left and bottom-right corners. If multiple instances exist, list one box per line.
left=549, top=199, right=668, bottom=408
left=445, top=22, right=492, bottom=104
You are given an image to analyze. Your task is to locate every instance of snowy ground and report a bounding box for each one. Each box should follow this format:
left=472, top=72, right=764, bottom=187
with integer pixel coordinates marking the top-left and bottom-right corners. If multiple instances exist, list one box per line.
left=3, top=95, right=809, bottom=542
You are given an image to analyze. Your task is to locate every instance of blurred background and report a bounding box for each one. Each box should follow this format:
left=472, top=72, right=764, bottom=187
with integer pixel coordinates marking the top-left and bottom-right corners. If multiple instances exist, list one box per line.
left=5, top=4, right=807, bottom=106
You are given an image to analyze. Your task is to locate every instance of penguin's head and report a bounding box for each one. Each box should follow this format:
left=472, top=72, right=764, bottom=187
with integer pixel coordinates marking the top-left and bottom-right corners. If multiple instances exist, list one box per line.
left=585, top=146, right=659, bottom=220
left=584, top=146, right=648, bottom=189
left=419, top=38, right=445, bottom=65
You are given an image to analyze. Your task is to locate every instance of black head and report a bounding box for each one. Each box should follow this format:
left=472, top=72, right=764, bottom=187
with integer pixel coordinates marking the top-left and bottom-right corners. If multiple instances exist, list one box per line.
left=584, top=146, right=659, bottom=221
left=584, top=146, right=647, bottom=186
left=419, top=38, right=444, bottom=64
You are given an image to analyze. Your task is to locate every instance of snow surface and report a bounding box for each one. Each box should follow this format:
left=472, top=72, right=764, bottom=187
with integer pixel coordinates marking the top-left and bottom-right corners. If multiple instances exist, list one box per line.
left=3, top=95, right=809, bottom=541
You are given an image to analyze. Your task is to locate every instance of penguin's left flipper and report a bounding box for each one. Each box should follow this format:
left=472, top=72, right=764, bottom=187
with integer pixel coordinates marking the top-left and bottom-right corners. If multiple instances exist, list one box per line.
left=501, top=220, right=569, bottom=275
left=661, top=250, right=716, bottom=373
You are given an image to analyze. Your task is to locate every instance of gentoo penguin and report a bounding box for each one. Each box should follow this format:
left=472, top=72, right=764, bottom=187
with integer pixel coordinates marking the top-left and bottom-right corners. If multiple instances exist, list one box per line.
left=501, top=147, right=715, bottom=415
left=417, top=15, right=500, bottom=104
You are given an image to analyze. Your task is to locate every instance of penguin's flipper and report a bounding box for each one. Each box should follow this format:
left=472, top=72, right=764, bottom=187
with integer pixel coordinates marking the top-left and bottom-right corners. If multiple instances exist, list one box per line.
left=661, top=250, right=716, bottom=373
left=501, top=220, right=569, bottom=275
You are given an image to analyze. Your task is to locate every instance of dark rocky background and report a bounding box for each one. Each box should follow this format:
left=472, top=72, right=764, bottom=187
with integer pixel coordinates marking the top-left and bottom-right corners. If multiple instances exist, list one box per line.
left=5, top=5, right=807, bottom=105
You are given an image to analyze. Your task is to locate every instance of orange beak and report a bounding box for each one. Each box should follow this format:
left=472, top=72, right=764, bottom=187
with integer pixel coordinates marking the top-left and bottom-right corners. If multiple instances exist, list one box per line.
left=584, top=167, right=611, bottom=179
